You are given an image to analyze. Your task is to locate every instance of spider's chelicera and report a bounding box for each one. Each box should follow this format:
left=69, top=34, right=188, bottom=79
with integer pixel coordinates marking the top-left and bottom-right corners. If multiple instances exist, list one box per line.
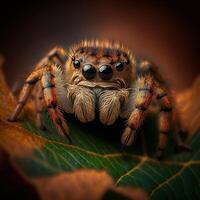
left=8, top=40, right=188, bottom=158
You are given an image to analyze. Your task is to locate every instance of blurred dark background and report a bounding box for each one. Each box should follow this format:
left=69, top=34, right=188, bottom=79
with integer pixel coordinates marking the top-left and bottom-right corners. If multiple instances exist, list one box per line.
left=0, top=0, right=200, bottom=91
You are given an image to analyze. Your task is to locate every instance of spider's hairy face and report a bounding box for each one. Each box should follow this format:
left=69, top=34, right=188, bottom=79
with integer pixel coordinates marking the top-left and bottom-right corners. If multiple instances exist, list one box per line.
left=66, top=46, right=135, bottom=89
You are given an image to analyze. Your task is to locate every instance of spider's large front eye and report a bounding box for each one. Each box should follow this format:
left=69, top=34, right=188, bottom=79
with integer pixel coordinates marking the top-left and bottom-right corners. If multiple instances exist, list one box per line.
left=82, top=64, right=96, bottom=80
left=115, top=62, right=124, bottom=71
left=73, top=60, right=81, bottom=68
left=99, top=65, right=113, bottom=80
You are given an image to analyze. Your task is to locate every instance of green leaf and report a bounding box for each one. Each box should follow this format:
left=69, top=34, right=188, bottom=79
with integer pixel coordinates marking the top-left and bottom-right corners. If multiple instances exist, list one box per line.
left=17, top=112, right=200, bottom=200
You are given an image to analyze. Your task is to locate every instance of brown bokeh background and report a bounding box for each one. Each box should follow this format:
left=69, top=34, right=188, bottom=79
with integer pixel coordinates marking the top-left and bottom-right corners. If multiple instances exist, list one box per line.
left=0, top=1, right=200, bottom=91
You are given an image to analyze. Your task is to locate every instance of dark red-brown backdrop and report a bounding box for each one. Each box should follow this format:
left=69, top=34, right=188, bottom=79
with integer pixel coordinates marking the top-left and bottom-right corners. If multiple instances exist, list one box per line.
left=0, top=0, right=200, bottom=91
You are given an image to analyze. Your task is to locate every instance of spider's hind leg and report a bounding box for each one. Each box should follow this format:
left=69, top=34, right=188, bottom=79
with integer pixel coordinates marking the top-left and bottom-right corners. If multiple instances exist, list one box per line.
left=155, top=81, right=191, bottom=158
left=155, top=82, right=173, bottom=158
left=10, top=46, right=67, bottom=97
left=36, top=46, right=67, bottom=67
left=8, top=68, right=44, bottom=122
left=34, top=84, right=46, bottom=130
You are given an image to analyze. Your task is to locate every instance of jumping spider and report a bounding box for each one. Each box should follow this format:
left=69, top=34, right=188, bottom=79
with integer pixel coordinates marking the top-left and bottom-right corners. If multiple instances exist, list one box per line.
left=9, top=40, right=189, bottom=158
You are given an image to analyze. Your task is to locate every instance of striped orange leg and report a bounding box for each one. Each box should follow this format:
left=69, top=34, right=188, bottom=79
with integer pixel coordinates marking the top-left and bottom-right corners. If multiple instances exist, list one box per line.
left=155, top=83, right=172, bottom=158
left=8, top=68, right=44, bottom=121
left=8, top=65, right=72, bottom=143
left=35, top=84, right=46, bottom=129
left=36, top=46, right=67, bottom=67
left=40, top=66, right=72, bottom=143
left=34, top=46, right=67, bottom=129
left=10, top=47, right=67, bottom=98
left=121, top=75, right=154, bottom=148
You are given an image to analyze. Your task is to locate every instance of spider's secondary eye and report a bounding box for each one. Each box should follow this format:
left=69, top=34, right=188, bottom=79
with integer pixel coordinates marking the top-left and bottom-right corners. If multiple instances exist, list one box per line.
left=115, top=62, right=124, bottom=71
left=73, top=60, right=81, bottom=68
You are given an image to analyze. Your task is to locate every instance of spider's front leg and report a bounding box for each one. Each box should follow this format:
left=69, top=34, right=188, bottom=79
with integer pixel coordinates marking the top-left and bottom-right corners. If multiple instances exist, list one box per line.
left=41, top=66, right=72, bottom=143
left=8, top=65, right=72, bottom=143
left=121, top=75, right=154, bottom=148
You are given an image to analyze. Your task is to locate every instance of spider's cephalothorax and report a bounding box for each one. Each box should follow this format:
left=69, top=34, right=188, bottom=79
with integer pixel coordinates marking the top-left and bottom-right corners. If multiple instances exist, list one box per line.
left=8, top=40, right=188, bottom=158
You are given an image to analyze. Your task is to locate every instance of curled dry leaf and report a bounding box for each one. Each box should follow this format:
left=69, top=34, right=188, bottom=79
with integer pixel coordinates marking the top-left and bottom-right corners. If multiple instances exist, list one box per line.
left=32, top=170, right=114, bottom=200
left=176, top=75, right=200, bottom=135
left=31, top=170, right=148, bottom=200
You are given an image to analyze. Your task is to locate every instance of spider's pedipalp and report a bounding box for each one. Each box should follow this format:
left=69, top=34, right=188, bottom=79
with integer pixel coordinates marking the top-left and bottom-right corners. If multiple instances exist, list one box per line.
left=72, top=86, right=96, bottom=123
left=99, top=89, right=129, bottom=125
